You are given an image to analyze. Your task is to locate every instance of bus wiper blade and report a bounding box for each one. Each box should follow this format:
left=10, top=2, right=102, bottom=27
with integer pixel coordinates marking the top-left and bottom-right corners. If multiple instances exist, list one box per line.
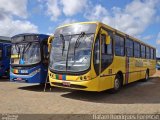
left=15, top=44, right=21, bottom=58
left=60, top=34, right=65, bottom=56
left=22, top=42, right=31, bottom=59
left=74, top=32, right=85, bottom=60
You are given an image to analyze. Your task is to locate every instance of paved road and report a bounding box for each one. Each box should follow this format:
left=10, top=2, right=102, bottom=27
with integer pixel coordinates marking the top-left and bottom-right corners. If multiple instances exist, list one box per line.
left=0, top=72, right=160, bottom=114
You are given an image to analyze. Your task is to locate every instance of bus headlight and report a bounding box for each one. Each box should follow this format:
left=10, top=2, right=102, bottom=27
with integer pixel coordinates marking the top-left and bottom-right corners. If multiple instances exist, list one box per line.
left=80, top=75, right=91, bottom=81
left=29, top=68, right=41, bottom=76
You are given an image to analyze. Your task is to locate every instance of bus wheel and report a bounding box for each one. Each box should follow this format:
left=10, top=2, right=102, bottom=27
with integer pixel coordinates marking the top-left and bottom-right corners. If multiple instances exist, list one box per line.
left=109, top=75, right=122, bottom=93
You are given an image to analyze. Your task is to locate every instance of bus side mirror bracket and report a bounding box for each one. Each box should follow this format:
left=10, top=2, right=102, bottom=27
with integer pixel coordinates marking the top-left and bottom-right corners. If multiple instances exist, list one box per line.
left=101, top=29, right=111, bottom=45
left=48, top=35, right=54, bottom=52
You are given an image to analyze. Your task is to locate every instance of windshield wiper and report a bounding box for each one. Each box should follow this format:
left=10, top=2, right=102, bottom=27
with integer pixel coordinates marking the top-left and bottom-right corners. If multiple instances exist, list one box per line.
left=60, top=34, right=65, bottom=56
left=14, top=43, right=32, bottom=64
left=15, top=44, right=20, bottom=58
left=73, top=32, right=85, bottom=60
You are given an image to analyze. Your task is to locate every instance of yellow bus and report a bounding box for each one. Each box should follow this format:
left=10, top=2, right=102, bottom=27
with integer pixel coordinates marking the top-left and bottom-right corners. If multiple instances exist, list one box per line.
left=48, top=22, right=156, bottom=92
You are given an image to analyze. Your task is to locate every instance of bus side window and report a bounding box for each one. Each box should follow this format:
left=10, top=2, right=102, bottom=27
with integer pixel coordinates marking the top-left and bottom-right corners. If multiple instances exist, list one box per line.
left=126, top=39, right=133, bottom=57
left=115, top=35, right=125, bottom=56
left=94, top=35, right=100, bottom=75
left=146, top=47, right=150, bottom=59
left=134, top=42, right=140, bottom=58
left=141, top=44, right=146, bottom=59
left=101, top=33, right=113, bottom=72
left=150, top=48, right=154, bottom=59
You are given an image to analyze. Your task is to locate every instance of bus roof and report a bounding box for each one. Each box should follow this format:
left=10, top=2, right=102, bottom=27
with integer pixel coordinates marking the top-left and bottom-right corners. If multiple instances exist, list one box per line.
left=57, top=21, right=155, bottom=49
left=0, top=36, right=11, bottom=43
left=12, top=33, right=49, bottom=38
left=11, top=33, right=49, bottom=43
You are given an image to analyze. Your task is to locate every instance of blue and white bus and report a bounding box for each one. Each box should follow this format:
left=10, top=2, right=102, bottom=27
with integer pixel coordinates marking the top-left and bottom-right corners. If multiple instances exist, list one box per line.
left=10, top=33, right=50, bottom=83
left=0, top=36, right=11, bottom=78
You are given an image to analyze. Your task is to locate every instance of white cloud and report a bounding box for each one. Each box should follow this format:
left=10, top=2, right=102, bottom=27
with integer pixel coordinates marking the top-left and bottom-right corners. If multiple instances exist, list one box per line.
left=85, top=0, right=159, bottom=36
left=0, top=0, right=38, bottom=36
left=156, top=32, right=160, bottom=45
left=141, top=35, right=154, bottom=41
left=0, top=0, right=28, bottom=18
left=60, top=18, right=77, bottom=25
left=0, top=16, right=38, bottom=36
left=61, top=0, right=87, bottom=16
left=45, top=0, right=88, bottom=21
left=46, top=0, right=61, bottom=21
left=85, top=4, right=109, bottom=21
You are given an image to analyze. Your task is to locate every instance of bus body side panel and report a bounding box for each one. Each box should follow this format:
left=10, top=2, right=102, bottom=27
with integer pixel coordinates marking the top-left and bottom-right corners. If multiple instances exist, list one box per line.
left=149, top=59, right=156, bottom=76
left=0, top=43, right=11, bottom=77
left=112, top=56, right=126, bottom=85
left=0, top=44, right=3, bottom=76
left=40, top=63, right=48, bottom=83
left=10, top=64, right=47, bottom=83
left=127, top=57, right=137, bottom=83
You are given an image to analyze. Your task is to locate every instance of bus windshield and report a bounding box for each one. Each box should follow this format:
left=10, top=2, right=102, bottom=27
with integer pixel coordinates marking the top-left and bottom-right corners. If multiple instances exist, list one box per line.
left=49, top=23, right=96, bottom=73
left=11, top=42, right=41, bottom=65
left=49, top=33, right=94, bottom=73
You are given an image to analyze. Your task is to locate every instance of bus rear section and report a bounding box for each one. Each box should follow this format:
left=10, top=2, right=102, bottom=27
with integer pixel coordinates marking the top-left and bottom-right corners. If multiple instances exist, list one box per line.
left=48, top=22, right=156, bottom=92
left=10, top=34, right=49, bottom=83
left=0, top=37, right=11, bottom=78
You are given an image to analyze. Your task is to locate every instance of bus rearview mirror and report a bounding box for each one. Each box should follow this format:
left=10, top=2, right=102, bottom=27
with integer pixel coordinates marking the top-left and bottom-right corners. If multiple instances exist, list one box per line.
left=106, top=36, right=111, bottom=45
left=101, top=29, right=110, bottom=45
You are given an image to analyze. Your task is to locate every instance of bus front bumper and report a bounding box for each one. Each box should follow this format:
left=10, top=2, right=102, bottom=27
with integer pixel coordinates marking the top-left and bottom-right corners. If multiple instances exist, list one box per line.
left=10, top=72, right=42, bottom=83
left=49, top=78, right=99, bottom=91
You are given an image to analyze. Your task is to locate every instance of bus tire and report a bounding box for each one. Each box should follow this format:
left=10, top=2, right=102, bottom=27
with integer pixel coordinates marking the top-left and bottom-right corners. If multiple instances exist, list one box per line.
left=109, top=74, right=122, bottom=93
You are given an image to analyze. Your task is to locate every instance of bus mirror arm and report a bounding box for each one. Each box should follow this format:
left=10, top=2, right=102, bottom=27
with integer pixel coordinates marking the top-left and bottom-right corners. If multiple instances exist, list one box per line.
left=48, top=35, right=54, bottom=52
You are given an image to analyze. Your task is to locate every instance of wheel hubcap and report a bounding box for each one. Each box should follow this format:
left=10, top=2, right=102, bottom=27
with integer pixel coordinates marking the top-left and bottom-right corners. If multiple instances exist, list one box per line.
left=115, top=79, right=120, bottom=90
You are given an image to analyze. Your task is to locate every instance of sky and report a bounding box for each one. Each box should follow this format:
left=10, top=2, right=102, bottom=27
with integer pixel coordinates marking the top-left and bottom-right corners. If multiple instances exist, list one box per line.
left=0, top=0, right=160, bottom=56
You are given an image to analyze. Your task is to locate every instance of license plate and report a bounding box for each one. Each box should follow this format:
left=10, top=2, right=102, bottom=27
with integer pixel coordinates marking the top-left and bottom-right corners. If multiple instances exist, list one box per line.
left=20, top=70, right=28, bottom=74
left=62, top=81, right=70, bottom=86
left=16, top=78, right=22, bottom=81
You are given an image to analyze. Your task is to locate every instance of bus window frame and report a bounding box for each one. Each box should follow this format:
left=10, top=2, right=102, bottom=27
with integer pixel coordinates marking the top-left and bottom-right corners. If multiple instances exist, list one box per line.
left=125, top=38, right=134, bottom=57
left=100, top=28, right=114, bottom=73
left=114, top=34, right=125, bottom=57
left=134, top=41, right=140, bottom=58
left=146, top=46, right=150, bottom=59
left=140, top=44, right=146, bottom=59
left=93, top=32, right=100, bottom=75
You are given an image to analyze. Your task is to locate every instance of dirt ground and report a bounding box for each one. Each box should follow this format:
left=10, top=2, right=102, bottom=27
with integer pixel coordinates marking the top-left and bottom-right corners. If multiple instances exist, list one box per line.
left=0, top=71, right=160, bottom=114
